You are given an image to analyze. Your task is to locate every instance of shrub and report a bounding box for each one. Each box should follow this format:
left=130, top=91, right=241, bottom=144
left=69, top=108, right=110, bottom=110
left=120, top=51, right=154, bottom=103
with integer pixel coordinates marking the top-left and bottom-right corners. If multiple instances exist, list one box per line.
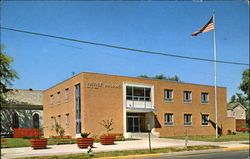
left=81, top=132, right=91, bottom=138
left=99, top=119, right=114, bottom=136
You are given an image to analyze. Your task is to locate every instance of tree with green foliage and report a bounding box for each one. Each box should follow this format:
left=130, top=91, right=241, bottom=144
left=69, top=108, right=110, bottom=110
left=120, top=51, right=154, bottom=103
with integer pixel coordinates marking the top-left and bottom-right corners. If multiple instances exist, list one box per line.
left=137, top=75, right=150, bottom=78
left=229, top=93, right=248, bottom=107
left=137, top=74, right=181, bottom=82
left=0, top=45, right=19, bottom=104
left=239, top=69, right=249, bottom=100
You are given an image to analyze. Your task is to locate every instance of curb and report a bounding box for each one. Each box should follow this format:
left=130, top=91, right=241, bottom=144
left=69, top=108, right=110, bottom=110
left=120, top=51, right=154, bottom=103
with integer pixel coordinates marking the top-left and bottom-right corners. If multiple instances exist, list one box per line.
left=96, top=153, right=162, bottom=159
left=223, top=146, right=249, bottom=151
left=96, top=147, right=250, bottom=159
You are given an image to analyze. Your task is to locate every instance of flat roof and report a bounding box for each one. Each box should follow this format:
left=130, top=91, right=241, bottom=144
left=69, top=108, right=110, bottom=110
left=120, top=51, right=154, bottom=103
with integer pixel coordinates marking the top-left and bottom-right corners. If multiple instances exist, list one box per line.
left=45, top=72, right=226, bottom=91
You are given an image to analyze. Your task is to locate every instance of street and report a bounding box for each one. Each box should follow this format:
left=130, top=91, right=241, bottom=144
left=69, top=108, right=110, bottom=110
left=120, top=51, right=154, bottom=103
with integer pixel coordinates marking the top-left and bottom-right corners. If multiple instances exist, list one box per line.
left=141, top=149, right=249, bottom=159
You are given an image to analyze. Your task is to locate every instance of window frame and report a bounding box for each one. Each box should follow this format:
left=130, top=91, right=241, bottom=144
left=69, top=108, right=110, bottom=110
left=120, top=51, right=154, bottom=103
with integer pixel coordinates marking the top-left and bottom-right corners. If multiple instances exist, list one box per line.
left=51, top=117, right=55, bottom=128
left=66, top=113, right=70, bottom=128
left=126, top=86, right=151, bottom=102
left=12, top=113, right=19, bottom=128
left=201, top=114, right=209, bottom=126
left=183, top=91, right=192, bottom=103
left=50, top=94, right=54, bottom=105
left=33, top=113, right=39, bottom=128
left=164, top=89, right=173, bottom=102
left=184, top=114, right=192, bottom=126
left=65, top=88, right=69, bottom=103
left=57, top=91, right=61, bottom=104
left=165, top=113, right=174, bottom=126
left=201, top=92, right=209, bottom=104
left=57, top=115, right=61, bottom=126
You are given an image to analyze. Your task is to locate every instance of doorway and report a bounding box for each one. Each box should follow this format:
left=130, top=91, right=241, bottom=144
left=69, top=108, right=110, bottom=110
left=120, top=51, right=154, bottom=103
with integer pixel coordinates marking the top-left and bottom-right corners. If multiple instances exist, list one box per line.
left=127, top=113, right=146, bottom=132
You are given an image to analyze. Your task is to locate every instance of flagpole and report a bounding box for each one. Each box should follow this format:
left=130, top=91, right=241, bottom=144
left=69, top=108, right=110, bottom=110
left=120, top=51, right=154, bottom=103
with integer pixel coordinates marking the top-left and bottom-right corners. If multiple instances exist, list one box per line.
left=213, top=10, right=218, bottom=139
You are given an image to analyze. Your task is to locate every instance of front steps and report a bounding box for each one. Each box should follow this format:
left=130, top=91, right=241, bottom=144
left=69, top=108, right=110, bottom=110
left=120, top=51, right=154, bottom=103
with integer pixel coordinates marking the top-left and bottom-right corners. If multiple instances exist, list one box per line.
left=125, top=132, right=159, bottom=139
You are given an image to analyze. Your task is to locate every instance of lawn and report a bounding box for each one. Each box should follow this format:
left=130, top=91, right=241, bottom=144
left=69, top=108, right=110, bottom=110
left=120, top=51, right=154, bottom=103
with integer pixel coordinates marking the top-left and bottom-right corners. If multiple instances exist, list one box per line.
left=1, top=138, right=139, bottom=148
left=15, top=145, right=221, bottom=159
left=164, top=132, right=249, bottom=142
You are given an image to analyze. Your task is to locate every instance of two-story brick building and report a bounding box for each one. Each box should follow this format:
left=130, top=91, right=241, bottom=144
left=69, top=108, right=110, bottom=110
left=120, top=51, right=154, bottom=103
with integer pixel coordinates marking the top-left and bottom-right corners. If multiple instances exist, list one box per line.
left=43, top=72, right=235, bottom=138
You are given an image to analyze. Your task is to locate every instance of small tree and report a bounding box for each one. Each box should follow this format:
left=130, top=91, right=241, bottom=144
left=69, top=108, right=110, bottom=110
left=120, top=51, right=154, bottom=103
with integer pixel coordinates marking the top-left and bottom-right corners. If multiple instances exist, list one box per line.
left=99, top=119, right=114, bottom=136
left=53, top=117, right=65, bottom=136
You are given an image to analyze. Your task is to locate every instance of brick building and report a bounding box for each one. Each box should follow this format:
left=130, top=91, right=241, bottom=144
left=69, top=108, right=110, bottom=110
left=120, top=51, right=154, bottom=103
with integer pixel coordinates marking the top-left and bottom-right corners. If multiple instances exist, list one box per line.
left=43, top=72, right=235, bottom=138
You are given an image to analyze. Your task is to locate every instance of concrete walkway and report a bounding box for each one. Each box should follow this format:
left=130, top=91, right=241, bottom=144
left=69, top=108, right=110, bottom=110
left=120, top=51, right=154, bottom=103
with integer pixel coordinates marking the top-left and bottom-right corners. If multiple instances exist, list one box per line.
left=1, top=138, right=249, bottom=159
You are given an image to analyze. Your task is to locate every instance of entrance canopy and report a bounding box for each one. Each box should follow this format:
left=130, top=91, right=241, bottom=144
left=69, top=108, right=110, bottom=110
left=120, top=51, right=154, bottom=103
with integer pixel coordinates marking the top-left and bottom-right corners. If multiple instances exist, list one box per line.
left=126, top=107, right=157, bottom=113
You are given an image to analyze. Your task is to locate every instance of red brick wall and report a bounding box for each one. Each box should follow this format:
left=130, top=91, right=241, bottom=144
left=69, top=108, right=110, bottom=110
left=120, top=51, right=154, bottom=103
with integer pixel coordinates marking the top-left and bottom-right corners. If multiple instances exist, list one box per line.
left=13, top=128, right=41, bottom=138
left=236, top=119, right=246, bottom=129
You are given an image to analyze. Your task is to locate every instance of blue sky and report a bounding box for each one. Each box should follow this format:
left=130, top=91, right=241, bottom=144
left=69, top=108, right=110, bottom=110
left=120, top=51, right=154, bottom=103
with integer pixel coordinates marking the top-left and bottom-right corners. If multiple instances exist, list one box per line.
left=1, top=1, right=249, bottom=101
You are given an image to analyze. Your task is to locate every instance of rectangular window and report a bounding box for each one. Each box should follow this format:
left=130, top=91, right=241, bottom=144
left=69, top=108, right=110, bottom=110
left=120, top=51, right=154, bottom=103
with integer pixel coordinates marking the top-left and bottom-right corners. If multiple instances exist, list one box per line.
left=184, top=114, right=192, bottom=126
left=202, top=114, right=209, bottom=126
left=126, top=86, right=151, bottom=102
left=66, top=114, right=70, bottom=128
left=75, top=84, right=81, bottom=134
left=65, top=88, right=69, bottom=103
left=50, top=95, right=53, bottom=105
left=126, top=86, right=133, bottom=100
left=165, top=113, right=174, bottom=126
left=184, top=91, right=192, bottom=103
left=57, top=91, right=61, bottom=104
left=164, top=89, right=173, bottom=102
left=51, top=117, right=54, bottom=128
left=201, top=93, right=209, bottom=104
left=58, top=115, right=61, bottom=126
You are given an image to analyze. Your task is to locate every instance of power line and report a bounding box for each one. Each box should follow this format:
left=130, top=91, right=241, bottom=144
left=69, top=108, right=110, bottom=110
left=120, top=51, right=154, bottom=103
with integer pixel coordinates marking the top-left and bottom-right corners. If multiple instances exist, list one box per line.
left=1, top=26, right=249, bottom=66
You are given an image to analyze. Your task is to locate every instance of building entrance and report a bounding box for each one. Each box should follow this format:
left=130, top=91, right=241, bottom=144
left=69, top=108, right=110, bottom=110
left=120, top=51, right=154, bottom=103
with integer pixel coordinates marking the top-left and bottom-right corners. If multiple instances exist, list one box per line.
left=126, top=113, right=146, bottom=132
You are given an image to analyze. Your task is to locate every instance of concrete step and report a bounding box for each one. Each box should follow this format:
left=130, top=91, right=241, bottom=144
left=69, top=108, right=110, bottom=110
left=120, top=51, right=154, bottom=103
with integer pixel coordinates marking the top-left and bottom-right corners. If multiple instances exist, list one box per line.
left=126, top=132, right=158, bottom=139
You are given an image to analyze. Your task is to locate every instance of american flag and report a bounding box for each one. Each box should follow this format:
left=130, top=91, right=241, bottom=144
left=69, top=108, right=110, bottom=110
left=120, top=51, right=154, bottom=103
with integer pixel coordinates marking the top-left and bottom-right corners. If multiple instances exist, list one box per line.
left=191, top=16, right=214, bottom=36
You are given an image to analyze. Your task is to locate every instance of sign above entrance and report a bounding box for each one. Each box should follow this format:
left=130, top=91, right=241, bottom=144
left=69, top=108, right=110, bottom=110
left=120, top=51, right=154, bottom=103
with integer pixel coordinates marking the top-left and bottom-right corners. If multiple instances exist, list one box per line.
left=87, top=82, right=121, bottom=89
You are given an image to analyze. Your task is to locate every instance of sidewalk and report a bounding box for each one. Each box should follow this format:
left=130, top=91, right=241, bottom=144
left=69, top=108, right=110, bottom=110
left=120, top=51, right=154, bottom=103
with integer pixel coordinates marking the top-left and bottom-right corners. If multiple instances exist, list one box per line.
left=1, top=138, right=249, bottom=159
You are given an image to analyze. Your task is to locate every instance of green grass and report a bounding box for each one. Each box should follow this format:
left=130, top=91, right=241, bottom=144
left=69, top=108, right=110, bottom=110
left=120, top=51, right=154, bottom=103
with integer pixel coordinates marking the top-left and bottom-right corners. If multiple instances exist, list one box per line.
left=2, top=138, right=31, bottom=148
left=1, top=138, right=140, bottom=148
left=163, top=132, right=249, bottom=142
left=15, top=145, right=221, bottom=159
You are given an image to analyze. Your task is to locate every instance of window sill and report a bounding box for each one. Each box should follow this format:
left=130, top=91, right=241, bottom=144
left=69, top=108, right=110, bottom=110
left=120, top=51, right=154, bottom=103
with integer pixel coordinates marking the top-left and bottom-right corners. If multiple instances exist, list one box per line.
left=165, top=125, right=174, bottom=127
left=184, top=102, right=192, bottom=104
left=202, top=124, right=209, bottom=127
left=164, top=100, right=173, bottom=103
left=184, top=124, right=192, bottom=127
left=201, top=102, right=209, bottom=104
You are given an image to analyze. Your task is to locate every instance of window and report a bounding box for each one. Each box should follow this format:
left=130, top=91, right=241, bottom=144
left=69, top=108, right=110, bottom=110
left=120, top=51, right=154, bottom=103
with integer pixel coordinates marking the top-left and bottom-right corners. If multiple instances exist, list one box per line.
left=165, top=113, right=174, bottom=126
left=164, top=89, right=173, bottom=102
left=65, top=88, right=69, bottom=102
left=201, top=93, right=209, bottom=104
left=57, top=91, right=61, bottom=104
left=50, top=95, right=53, bottom=105
left=75, top=83, right=81, bottom=134
left=33, top=113, right=39, bottom=128
left=184, top=91, right=192, bottom=103
left=12, top=113, right=19, bottom=128
left=66, top=114, right=70, bottom=128
left=58, top=115, right=61, bottom=126
left=201, top=114, right=209, bottom=126
left=51, top=117, right=55, bottom=128
left=184, top=114, right=192, bottom=126
left=126, top=86, right=151, bottom=102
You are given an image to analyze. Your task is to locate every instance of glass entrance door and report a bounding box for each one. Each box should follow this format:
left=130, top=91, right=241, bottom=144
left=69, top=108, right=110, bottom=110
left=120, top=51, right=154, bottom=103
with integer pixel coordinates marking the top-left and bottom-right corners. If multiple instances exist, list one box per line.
left=127, top=116, right=140, bottom=132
